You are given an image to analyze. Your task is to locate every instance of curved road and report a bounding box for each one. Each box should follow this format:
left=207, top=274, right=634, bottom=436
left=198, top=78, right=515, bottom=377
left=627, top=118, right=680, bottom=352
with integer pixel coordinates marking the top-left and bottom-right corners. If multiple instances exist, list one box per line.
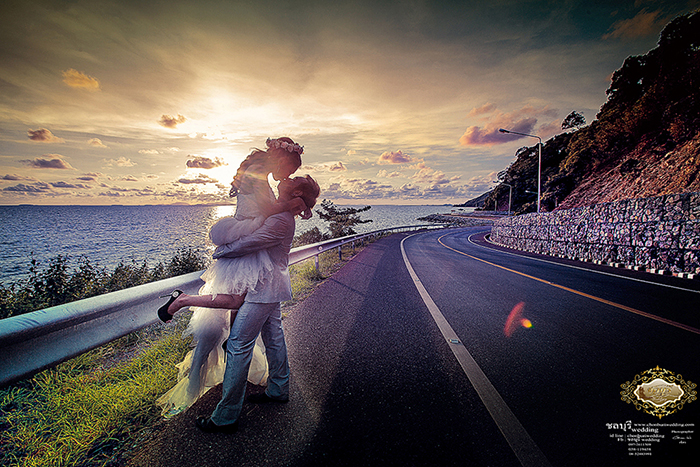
left=128, top=227, right=699, bottom=467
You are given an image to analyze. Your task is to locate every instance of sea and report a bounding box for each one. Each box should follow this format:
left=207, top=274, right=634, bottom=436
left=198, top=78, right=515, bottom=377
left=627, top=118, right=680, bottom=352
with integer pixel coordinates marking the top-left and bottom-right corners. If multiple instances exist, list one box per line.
left=0, top=204, right=464, bottom=285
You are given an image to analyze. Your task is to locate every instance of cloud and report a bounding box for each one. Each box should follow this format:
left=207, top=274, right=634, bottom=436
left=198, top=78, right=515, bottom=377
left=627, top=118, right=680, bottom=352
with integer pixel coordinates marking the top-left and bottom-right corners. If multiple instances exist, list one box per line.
left=177, top=174, right=219, bottom=184
left=328, top=161, right=347, bottom=172
left=76, top=173, right=102, bottom=182
left=463, top=172, right=498, bottom=193
left=302, top=162, right=348, bottom=172
left=3, top=183, right=51, bottom=193
left=50, top=181, right=90, bottom=189
left=22, top=154, right=75, bottom=169
left=27, top=128, right=64, bottom=143
left=62, top=69, right=100, bottom=90
left=398, top=184, right=421, bottom=197
left=460, top=104, right=559, bottom=146
left=603, top=9, right=666, bottom=40
left=2, top=174, right=34, bottom=181
left=378, top=150, right=412, bottom=164
left=320, top=177, right=394, bottom=200
left=97, top=184, right=156, bottom=195
left=468, top=103, right=496, bottom=117
left=377, top=170, right=402, bottom=178
left=159, top=114, right=187, bottom=128
left=88, top=138, right=108, bottom=148
left=139, top=149, right=160, bottom=155
left=186, top=156, right=226, bottom=169
left=102, top=186, right=132, bottom=193
left=537, top=120, right=563, bottom=139
left=104, top=157, right=136, bottom=167
left=322, top=173, right=481, bottom=201
left=318, top=164, right=498, bottom=202
left=411, top=166, right=451, bottom=185
left=461, top=117, right=538, bottom=146
left=98, top=191, right=123, bottom=197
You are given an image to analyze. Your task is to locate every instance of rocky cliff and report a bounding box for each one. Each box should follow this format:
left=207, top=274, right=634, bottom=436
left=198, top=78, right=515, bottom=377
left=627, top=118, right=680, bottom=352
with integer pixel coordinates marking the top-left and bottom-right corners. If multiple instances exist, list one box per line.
left=471, top=11, right=700, bottom=214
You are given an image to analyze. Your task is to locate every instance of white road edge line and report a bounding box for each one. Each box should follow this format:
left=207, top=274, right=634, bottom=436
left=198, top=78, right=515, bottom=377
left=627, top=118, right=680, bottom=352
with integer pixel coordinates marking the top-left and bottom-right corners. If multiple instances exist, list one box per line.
left=401, top=233, right=553, bottom=467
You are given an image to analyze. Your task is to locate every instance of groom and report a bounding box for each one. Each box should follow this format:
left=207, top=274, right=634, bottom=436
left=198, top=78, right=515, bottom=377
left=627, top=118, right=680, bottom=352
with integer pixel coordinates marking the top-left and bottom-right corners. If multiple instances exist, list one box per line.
left=195, top=175, right=320, bottom=433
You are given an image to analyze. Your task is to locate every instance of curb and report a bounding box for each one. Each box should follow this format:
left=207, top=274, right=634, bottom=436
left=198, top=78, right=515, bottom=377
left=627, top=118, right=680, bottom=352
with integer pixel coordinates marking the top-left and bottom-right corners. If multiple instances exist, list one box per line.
left=485, top=235, right=699, bottom=280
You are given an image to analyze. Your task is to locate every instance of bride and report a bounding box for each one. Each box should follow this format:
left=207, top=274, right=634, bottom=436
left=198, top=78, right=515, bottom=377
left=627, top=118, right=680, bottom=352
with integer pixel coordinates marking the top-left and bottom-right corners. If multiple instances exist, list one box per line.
left=156, top=137, right=311, bottom=418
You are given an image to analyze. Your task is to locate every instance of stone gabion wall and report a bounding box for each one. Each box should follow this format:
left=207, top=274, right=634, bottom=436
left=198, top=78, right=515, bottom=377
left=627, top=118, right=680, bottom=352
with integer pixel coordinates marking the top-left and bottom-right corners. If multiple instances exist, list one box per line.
left=491, top=192, right=700, bottom=275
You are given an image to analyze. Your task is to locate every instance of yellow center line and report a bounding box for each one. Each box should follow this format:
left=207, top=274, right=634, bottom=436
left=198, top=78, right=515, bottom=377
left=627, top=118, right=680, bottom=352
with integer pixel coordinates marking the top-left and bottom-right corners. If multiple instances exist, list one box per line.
left=437, top=235, right=700, bottom=336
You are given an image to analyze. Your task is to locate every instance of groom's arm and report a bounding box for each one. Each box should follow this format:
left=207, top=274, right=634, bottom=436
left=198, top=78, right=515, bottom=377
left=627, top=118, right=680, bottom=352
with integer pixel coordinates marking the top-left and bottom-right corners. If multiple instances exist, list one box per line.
left=212, top=214, right=292, bottom=259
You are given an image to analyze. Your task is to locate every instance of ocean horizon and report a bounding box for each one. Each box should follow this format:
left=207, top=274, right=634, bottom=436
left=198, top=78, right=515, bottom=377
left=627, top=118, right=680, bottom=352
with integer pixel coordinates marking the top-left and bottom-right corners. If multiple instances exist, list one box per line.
left=0, top=204, right=467, bottom=285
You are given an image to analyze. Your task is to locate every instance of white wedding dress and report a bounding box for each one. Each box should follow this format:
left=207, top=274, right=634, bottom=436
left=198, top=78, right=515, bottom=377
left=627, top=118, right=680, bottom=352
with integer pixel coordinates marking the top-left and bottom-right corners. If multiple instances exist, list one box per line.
left=157, top=187, right=276, bottom=418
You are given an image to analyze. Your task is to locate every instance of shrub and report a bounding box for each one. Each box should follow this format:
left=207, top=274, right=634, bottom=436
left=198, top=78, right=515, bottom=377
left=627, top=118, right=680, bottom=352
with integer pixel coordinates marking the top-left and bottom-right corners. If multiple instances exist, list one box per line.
left=293, top=226, right=328, bottom=247
left=0, top=248, right=208, bottom=320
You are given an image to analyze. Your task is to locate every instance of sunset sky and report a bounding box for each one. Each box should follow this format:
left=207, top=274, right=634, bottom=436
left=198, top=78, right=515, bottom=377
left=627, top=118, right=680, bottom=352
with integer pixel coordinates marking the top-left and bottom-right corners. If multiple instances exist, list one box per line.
left=1, top=0, right=697, bottom=205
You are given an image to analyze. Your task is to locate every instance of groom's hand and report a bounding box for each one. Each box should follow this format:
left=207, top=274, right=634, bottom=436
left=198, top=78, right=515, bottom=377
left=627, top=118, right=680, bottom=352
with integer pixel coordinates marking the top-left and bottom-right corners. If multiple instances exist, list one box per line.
left=288, top=197, right=306, bottom=216
left=212, top=243, right=233, bottom=260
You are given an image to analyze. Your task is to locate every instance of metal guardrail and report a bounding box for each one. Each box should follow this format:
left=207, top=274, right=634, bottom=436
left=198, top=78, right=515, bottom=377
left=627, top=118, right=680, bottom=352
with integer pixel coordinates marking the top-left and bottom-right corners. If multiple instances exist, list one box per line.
left=0, top=224, right=445, bottom=387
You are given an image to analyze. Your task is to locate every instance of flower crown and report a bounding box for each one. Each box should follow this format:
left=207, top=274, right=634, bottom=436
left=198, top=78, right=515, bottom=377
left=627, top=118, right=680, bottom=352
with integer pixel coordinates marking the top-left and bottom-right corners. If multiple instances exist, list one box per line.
left=266, top=137, right=304, bottom=155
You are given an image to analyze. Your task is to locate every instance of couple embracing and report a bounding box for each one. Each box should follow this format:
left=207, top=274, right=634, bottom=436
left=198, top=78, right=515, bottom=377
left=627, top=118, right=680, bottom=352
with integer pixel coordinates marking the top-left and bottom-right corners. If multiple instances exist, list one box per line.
left=156, top=137, right=320, bottom=433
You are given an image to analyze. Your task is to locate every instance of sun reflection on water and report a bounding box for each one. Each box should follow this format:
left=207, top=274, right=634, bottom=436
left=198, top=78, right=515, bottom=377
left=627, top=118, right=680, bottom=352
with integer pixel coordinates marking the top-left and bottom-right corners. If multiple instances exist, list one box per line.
left=212, top=205, right=237, bottom=220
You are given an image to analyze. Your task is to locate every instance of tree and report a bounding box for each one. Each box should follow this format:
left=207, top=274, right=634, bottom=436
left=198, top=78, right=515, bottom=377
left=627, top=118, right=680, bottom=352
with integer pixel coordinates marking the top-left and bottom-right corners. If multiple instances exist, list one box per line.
left=316, top=199, right=372, bottom=238
left=561, top=111, right=586, bottom=131
left=605, top=55, right=647, bottom=106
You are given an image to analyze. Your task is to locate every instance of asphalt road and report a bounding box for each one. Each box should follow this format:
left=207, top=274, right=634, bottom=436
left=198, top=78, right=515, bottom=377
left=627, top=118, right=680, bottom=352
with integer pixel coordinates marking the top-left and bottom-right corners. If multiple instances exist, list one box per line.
left=127, top=228, right=699, bottom=467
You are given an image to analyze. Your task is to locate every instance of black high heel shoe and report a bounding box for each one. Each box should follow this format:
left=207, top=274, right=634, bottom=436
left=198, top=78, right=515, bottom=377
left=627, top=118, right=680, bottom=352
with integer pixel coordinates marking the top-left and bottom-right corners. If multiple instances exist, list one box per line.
left=158, top=290, right=183, bottom=323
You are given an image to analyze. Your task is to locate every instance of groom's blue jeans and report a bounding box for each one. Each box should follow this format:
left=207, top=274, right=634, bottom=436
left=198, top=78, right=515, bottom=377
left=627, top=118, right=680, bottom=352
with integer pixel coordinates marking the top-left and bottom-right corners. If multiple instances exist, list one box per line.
left=211, top=301, right=289, bottom=426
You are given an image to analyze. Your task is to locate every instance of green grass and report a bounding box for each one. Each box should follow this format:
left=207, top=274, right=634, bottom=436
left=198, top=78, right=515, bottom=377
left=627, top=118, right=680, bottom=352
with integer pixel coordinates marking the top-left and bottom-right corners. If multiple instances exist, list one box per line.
left=0, top=319, right=192, bottom=467
left=0, top=242, right=371, bottom=467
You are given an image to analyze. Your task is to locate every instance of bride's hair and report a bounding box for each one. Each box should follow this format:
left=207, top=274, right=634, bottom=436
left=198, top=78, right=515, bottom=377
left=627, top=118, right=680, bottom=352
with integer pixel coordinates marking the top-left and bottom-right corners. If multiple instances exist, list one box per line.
left=230, top=137, right=302, bottom=197
left=294, top=175, right=321, bottom=211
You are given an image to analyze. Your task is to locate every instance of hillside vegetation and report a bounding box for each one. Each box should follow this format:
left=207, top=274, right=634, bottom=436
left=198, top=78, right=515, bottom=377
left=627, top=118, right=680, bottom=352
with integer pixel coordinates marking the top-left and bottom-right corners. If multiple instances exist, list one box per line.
left=472, top=11, right=700, bottom=214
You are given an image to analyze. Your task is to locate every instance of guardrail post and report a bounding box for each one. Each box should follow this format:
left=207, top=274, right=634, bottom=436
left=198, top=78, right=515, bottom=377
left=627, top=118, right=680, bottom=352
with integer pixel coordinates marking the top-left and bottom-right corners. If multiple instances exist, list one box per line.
left=315, top=255, right=319, bottom=274
left=338, top=246, right=342, bottom=261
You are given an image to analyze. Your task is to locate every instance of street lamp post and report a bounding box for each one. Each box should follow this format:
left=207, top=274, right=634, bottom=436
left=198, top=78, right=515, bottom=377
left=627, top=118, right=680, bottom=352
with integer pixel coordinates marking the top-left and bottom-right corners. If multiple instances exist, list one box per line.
left=503, top=182, right=513, bottom=216
left=493, top=180, right=513, bottom=215
left=499, top=128, right=542, bottom=213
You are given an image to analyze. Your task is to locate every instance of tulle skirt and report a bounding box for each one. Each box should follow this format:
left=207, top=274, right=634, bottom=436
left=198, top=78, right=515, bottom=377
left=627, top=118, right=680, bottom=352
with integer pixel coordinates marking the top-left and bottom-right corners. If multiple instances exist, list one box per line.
left=155, top=329, right=269, bottom=418
left=200, top=250, right=275, bottom=296
left=156, top=215, right=273, bottom=418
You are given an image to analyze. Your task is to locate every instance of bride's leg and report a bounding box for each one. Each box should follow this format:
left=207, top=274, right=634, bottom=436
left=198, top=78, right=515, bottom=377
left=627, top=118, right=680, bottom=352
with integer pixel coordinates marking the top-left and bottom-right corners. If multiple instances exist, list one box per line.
left=167, top=293, right=245, bottom=316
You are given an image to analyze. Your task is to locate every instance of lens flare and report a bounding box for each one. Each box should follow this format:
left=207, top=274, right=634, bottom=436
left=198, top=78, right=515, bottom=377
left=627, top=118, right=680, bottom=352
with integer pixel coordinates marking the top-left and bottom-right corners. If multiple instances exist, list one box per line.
left=504, top=302, right=532, bottom=337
